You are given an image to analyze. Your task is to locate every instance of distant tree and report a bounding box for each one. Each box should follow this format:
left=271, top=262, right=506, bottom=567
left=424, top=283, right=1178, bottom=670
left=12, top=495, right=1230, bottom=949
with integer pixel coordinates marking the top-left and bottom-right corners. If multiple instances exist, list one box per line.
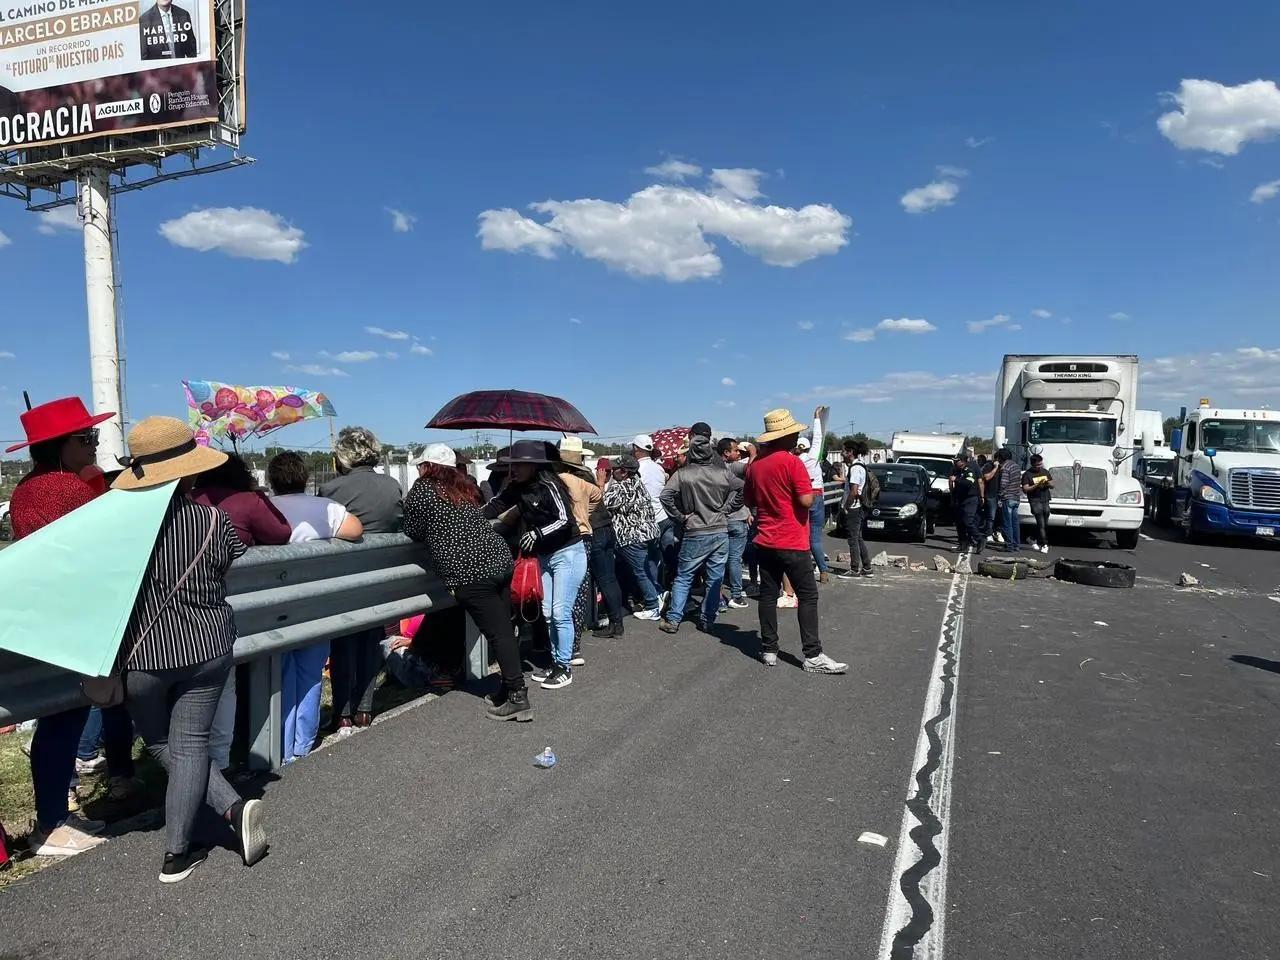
left=1162, top=417, right=1180, bottom=442
left=965, top=435, right=994, bottom=455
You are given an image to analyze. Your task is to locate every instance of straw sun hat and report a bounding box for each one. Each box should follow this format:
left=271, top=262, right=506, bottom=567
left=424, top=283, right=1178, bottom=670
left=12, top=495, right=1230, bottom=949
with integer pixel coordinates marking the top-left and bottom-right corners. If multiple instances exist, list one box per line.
left=112, top=417, right=228, bottom=490
left=757, top=408, right=806, bottom=443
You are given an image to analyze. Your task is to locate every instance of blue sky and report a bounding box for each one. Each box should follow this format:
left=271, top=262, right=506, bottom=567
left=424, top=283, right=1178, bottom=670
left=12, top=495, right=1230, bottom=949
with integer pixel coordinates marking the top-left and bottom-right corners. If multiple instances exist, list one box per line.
left=3, top=0, right=1280, bottom=454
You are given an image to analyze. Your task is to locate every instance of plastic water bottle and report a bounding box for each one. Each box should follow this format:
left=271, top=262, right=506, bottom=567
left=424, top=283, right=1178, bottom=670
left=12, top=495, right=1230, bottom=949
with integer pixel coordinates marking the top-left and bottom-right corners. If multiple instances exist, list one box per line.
left=534, top=746, right=557, bottom=769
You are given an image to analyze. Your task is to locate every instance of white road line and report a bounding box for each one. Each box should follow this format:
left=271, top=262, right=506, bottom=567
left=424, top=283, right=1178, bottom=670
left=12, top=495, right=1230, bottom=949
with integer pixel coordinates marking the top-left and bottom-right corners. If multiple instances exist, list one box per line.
left=877, top=571, right=968, bottom=960
left=1268, top=595, right=1280, bottom=605
left=1139, top=533, right=1154, bottom=541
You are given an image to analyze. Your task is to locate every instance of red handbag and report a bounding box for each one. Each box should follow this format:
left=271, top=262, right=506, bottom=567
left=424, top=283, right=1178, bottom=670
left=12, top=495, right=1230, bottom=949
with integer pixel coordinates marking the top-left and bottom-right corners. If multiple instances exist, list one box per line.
left=510, top=554, right=544, bottom=621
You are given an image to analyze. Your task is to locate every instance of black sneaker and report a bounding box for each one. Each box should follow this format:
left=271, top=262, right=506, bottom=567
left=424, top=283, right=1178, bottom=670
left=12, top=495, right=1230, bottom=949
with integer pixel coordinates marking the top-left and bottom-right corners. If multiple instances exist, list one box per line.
left=592, top=621, right=624, bottom=639
left=486, top=687, right=533, bottom=722
left=528, top=663, right=554, bottom=683
left=838, top=569, right=860, bottom=580
left=160, top=846, right=208, bottom=884
left=230, top=798, right=268, bottom=867
left=540, top=665, right=573, bottom=690
left=860, top=569, right=874, bottom=578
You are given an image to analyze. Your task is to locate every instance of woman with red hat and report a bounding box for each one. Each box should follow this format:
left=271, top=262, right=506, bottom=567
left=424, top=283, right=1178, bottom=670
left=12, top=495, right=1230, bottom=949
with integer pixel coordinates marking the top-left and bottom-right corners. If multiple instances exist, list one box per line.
left=7, top=396, right=117, bottom=858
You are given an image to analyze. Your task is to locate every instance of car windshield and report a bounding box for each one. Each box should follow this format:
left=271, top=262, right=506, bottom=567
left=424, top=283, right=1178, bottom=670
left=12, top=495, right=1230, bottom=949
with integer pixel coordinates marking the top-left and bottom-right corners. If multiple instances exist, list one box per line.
left=871, top=466, right=927, bottom=493
left=1027, top=416, right=1117, bottom=445
left=896, top=456, right=952, bottom=477
left=1198, top=420, right=1280, bottom=454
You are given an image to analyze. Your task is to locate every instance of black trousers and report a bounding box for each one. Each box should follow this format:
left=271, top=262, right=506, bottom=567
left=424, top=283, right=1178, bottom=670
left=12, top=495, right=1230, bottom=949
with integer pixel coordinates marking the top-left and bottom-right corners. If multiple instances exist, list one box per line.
left=588, top=525, right=625, bottom=624
left=954, top=496, right=983, bottom=549
left=329, top=627, right=384, bottom=717
left=454, top=574, right=523, bottom=692
left=755, top=546, right=822, bottom=659
left=1029, top=499, right=1050, bottom=545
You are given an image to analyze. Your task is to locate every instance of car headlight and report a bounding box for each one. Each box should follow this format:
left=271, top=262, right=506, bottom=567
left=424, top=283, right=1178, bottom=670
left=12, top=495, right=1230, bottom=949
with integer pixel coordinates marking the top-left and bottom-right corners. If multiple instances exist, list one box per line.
left=898, top=503, right=918, bottom=518
left=1116, top=490, right=1142, bottom=505
left=1197, top=485, right=1225, bottom=505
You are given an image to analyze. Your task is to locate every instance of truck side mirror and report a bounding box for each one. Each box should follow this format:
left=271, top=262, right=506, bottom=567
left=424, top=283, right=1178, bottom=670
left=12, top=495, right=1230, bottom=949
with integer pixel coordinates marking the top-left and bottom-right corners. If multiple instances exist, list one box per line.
left=1171, top=428, right=1183, bottom=451
left=1205, top=447, right=1217, bottom=459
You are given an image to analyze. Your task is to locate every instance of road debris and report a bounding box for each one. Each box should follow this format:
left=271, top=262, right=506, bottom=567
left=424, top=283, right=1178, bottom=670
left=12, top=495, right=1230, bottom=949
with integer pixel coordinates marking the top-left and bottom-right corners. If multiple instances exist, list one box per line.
left=1178, top=572, right=1200, bottom=587
left=857, top=831, right=889, bottom=847
left=1094, top=621, right=1109, bottom=627
left=933, top=555, right=953, bottom=574
left=1079, top=658, right=1095, bottom=670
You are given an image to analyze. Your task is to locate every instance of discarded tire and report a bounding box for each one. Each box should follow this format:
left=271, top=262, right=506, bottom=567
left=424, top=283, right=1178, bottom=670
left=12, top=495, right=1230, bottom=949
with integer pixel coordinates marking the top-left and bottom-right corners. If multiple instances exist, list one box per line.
left=977, top=558, right=1033, bottom=580
left=1054, top=558, right=1136, bottom=589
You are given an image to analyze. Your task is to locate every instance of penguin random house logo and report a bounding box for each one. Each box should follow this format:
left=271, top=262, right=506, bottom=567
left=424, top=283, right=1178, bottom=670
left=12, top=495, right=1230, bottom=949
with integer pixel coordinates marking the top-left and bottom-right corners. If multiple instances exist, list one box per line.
left=149, top=93, right=162, bottom=113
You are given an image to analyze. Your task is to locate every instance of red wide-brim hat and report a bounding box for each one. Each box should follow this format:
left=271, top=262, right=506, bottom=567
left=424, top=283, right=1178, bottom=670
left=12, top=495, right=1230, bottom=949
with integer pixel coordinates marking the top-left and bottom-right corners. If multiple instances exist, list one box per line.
left=6, top=397, right=115, bottom=453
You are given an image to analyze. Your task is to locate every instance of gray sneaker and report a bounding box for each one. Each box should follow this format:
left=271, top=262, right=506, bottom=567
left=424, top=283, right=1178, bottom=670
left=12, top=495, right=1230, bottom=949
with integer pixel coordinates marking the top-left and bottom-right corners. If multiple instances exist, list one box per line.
left=761, top=651, right=778, bottom=667
left=803, top=653, right=848, bottom=674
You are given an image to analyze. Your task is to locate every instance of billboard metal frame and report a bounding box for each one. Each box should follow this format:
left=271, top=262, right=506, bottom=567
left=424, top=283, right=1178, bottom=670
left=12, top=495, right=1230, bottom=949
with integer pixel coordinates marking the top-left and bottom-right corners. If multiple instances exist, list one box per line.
left=0, top=0, right=251, bottom=208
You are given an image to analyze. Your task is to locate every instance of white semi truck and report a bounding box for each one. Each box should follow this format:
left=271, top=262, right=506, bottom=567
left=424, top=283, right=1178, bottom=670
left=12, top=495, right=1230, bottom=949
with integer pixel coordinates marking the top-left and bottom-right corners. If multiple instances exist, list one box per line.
left=1166, top=400, right=1280, bottom=541
left=993, top=355, right=1145, bottom=549
left=890, top=432, right=968, bottom=521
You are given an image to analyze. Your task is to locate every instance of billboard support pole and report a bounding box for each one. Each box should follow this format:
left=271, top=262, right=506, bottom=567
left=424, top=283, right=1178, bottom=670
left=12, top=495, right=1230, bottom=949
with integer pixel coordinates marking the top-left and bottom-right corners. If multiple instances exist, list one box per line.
left=80, top=168, right=125, bottom=467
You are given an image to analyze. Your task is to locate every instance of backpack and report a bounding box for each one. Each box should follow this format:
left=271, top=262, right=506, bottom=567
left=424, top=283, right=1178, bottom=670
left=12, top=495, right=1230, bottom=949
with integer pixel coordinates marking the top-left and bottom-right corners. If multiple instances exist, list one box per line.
left=820, top=459, right=837, bottom=483
left=859, top=469, right=881, bottom=509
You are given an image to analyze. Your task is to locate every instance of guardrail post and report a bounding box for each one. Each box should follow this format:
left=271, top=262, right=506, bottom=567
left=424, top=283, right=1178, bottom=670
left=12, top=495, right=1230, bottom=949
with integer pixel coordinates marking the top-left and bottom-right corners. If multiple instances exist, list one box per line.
left=464, top=614, right=489, bottom=682
left=246, top=654, right=282, bottom=771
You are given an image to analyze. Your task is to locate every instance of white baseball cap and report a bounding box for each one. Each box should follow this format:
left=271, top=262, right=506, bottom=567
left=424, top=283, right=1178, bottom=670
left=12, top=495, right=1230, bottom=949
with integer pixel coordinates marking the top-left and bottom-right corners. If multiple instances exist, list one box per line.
left=632, top=434, right=655, bottom=450
left=409, top=442, right=456, bottom=468
left=795, top=436, right=811, bottom=451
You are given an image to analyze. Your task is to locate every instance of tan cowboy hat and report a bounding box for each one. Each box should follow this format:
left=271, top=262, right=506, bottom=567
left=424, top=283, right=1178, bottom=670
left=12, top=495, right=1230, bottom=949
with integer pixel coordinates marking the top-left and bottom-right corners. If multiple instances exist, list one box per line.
left=757, top=408, right=805, bottom=443
left=558, top=435, right=586, bottom=464
left=112, top=417, right=228, bottom=490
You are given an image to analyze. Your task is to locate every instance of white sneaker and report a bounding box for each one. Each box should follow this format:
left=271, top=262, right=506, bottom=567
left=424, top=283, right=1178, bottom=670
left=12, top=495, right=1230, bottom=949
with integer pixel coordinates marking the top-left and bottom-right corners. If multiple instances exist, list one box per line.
left=75, top=756, right=107, bottom=776
left=29, top=821, right=107, bottom=858
left=777, top=594, right=799, bottom=608
left=633, top=607, right=661, bottom=621
left=727, top=598, right=750, bottom=610
left=1040, top=544, right=1050, bottom=554
left=762, top=651, right=778, bottom=667
left=803, top=653, right=848, bottom=675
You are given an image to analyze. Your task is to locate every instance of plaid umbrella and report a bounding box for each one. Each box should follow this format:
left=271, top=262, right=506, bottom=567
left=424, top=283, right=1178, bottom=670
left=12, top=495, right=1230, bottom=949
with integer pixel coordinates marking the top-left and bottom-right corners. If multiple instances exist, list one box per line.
left=427, top=390, right=596, bottom=434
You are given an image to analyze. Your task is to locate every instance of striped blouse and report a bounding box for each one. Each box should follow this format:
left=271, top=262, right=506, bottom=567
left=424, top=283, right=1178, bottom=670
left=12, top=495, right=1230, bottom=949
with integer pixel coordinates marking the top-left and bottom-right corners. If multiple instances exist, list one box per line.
left=121, top=494, right=246, bottom=673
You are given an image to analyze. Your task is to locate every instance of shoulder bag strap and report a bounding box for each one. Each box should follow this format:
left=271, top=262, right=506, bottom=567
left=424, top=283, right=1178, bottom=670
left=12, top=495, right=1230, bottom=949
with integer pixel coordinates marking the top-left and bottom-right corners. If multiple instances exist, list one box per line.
left=121, top=506, right=219, bottom=670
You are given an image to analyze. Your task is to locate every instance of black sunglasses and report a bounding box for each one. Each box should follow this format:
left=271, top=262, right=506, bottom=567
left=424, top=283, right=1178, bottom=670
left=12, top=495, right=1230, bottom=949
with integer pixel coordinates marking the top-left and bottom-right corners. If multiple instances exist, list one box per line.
left=71, top=428, right=100, bottom=444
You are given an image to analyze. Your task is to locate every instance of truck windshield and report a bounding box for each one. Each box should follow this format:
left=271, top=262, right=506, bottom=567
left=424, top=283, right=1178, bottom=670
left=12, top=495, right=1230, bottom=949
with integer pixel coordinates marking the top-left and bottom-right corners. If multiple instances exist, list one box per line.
left=896, top=456, right=952, bottom=477
left=1028, top=417, right=1117, bottom=445
left=1199, top=420, right=1280, bottom=454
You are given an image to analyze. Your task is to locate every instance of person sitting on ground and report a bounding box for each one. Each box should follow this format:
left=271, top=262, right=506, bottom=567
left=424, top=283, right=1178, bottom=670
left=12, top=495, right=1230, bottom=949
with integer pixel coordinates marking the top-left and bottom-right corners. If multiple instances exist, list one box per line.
left=267, top=452, right=364, bottom=762
left=404, top=443, right=530, bottom=720
left=112, top=417, right=268, bottom=883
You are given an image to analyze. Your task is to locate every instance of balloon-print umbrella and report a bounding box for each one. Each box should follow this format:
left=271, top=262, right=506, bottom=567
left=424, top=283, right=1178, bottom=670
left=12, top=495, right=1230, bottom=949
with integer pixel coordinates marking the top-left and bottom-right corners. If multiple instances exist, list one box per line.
left=183, top=380, right=337, bottom=447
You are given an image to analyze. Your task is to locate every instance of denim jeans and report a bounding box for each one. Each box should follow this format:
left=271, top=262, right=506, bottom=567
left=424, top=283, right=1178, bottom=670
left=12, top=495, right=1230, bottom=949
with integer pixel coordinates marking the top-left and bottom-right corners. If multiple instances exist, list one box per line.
left=657, top=518, right=680, bottom=590
left=619, top=540, right=661, bottom=610
left=808, top=499, right=828, bottom=573
left=127, top=653, right=244, bottom=856
left=208, top=670, right=236, bottom=770
left=540, top=540, right=589, bottom=667
left=984, top=497, right=1000, bottom=537
left=76, top=705, right=135, bottom=775
left=666, top=532, right=729, bottom=627
left=726, top=520, right=748, bottom=600
left=282, top=641, right=330, bottom=762
left=1001, top=499, right=1022, bottom=551
left=329, top=627, right=384, bottom=717
left=845, top=506, right=871, bottom=573
left=588, top=525, right=625, bottom=625
left=31, top=706, right=90, bottom=830
left=1030, top=499, right=1050, bottom=546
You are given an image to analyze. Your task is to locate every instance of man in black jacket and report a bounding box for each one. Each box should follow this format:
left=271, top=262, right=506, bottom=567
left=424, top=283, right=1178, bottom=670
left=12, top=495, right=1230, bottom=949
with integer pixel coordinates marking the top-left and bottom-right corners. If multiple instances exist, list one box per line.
left=658, top=423, right=744, bottom=634
left=140, top=1, right=199, bottom=61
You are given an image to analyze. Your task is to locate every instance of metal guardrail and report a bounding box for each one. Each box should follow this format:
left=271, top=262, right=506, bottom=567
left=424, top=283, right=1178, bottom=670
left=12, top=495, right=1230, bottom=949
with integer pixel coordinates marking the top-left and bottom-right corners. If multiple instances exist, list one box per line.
left=2, top=484, right=848, bottom=767
left=0, top=534, right=485, bottom=769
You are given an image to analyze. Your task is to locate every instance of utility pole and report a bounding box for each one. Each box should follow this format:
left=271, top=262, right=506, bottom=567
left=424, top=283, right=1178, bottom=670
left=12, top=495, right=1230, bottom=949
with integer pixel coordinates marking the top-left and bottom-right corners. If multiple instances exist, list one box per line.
left=81, top=169, right=125, bottom=468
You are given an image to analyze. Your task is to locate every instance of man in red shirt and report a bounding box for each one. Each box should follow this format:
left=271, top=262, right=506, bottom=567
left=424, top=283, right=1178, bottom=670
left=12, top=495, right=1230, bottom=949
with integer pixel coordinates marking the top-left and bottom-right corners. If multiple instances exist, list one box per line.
left=744, top=409, right=848, bottom=674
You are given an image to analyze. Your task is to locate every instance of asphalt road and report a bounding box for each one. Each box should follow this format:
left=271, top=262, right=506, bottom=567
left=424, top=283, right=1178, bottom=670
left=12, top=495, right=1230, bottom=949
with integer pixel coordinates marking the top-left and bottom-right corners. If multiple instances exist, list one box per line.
left=1, top=521, right=1277, bottom=960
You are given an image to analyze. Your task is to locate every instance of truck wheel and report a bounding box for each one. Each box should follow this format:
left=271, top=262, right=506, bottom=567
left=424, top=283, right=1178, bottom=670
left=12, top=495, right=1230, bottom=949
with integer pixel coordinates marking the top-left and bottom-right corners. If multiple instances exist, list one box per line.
left=1115, top=529, right=1140, bottom=550
left=1054, top=558, right=1136, bottom=589
left=1155, top=492, right=1171, bottom=525
left=1182, top=520, right=1201, bottom=544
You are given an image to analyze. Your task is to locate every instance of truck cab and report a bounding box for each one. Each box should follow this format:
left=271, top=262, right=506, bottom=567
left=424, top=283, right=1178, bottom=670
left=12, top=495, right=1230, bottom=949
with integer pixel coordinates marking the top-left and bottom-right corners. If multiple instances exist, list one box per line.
left=889, top=431, right=966, bottom=523
left=1172, top=401, right=1280, bottom=541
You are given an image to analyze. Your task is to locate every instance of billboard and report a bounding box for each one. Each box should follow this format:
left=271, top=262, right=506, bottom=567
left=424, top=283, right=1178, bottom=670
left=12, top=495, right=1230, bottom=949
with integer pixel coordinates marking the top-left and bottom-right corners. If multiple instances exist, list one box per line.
left=0, top=1, right=218, bottom=151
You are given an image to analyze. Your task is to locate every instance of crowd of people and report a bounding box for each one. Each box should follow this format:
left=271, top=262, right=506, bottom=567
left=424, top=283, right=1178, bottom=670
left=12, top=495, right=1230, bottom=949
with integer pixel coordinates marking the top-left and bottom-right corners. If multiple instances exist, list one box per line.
left=5, top=395, right=855, bottom=883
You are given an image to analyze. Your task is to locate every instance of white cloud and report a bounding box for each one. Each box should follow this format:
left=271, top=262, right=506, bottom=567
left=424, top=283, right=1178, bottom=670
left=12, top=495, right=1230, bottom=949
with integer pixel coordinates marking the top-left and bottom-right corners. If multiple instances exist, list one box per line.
left=721, top=377, right=736, bottom=387
left=968, top=313, right=1021, bottom=334
left=863, top=396, right=895, bottom=403
left=365, top=326, right=410, bottom=340
left=935, top=165, right=970, bottom=179
left=644, top=158, right=703, bottom=182
left=1157, top=79, right=1280, bottom=155
left=797, top=320, right=815, bottom=331
left=717, top=400, right=737, bottom=408
left=1030, top=308, right=1053, bottom=319
left=0, top=350, right=14, bottom=358
left=410, top=342, right=432, bottom=356
left=710, top=167, right=765, bottom=201
left=1250, top=179, right=1280, bottom=204
left=0, top=230, right=10, bottom=248
left=784, top=370, right=996, bottom=405
left=387, top=208, right=417, bottom=233
left=1139, top=347, right=1280, bottom=404
left=964, top=136, right=994, bottom=149
left=1109, top=311, right=1131, bottom=321
left=901, top=178, right=961, bottom=214
left=285, top=364, right=348, bottom=378
left=383, top=352, right=399, bottom=360
left=321, top=350, right=379, bottom=363
left=878, top=317, right=937, bottom=334
left=271, top=351, right=290, bottom=361
left=844, top=328, right=876, bottom=343
left=477, top=170, right=851, bottom=282
left=37, top=205, right=81, bottom=235
left=159, top=207, right=306, bottom=264
left=569, top=317, right=583, bottom=324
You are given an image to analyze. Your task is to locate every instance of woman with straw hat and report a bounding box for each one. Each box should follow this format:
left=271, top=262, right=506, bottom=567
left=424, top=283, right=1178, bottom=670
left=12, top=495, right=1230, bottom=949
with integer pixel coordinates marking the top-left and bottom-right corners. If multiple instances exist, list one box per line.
left=742, top=409, right=848, bottom=675
left=112, top=417, right=269, bottom=882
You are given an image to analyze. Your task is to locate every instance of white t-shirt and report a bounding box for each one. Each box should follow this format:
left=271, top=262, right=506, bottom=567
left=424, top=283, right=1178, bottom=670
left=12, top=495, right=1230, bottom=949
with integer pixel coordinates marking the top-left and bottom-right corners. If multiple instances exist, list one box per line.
left=637, top=457, right=669, bottom=523
left=799, top=451, right=825, bottom=492
left=270, top=493, right=351, bottom=542
left=845, top=462, right=867, bottom=506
